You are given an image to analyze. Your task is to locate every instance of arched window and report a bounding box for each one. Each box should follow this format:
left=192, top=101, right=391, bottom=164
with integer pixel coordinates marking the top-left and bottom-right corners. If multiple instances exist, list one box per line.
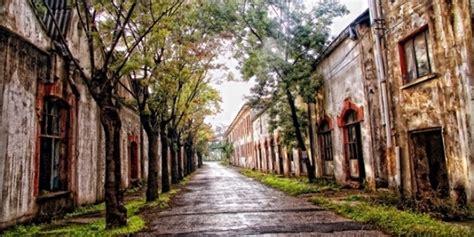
left=318, top=121, right=333, bottom=161
left=344, top=110, right=362, bottom=161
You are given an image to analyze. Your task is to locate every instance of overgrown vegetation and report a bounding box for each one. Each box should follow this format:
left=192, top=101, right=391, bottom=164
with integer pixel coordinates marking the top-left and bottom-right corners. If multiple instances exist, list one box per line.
left=312, top=197, right=473, bottom=236
left=2, top=181, right=187, bottom=236
left=241, top=169, right=474, bottom=236
left=241, top=169, right=339, bottom=196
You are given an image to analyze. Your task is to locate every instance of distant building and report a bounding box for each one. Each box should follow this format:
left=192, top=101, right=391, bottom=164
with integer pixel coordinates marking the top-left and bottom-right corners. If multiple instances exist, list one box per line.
left=225, top=104, right=254, bottom=168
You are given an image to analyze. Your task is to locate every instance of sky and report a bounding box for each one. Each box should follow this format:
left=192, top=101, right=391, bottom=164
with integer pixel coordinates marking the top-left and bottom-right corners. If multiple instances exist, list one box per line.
left=206, top=0, right=369, bottom=129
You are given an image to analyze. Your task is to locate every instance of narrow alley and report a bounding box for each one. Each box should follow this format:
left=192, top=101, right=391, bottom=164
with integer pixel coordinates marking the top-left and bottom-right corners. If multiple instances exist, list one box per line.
left=139, top=162, right=385, bottom=236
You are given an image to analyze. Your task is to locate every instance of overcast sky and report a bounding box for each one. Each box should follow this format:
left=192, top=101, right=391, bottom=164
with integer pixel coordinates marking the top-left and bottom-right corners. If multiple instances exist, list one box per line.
left=206, top=0, right=369, bottom=129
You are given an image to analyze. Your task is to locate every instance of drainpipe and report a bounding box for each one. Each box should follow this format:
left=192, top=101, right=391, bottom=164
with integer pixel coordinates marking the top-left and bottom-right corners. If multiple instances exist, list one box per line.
left=369, top=0, right=397, bottom=185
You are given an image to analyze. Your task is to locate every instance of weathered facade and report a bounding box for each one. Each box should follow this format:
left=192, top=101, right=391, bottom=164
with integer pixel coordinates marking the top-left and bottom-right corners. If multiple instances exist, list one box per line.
left=227, top=3, right=474, bottom=206
left=378, top=0, right=474, bottom=203
left=0, top=1, right=148, bottom=229
left=311, top=10, right=386, bottom=190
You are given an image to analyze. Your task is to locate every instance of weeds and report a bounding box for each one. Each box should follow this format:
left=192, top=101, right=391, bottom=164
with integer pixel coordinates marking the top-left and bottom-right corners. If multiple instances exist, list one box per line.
left=65, top=202, right=106, bottom=218
left=312, top=196, right=473, bottom=236
left=2, top=179, right=188, bottom=236
left=241, top=169, right=339, bottom=196
left=242, top=168, right=473, bottom=236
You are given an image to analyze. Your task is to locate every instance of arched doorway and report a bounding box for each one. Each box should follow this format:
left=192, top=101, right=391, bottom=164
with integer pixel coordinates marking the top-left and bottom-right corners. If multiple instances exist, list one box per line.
left=337, top=99, right=366, bottom=186
left=343, top=110, right=365, bottom=183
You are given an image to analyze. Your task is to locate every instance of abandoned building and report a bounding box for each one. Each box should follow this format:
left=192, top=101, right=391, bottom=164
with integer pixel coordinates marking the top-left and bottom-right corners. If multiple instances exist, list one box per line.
left=309, top=10, right=386, bottom=190
left=0, top=1, right=149, bottom=229
left=226, top=2, right=474, bottom=204
left=377, top=0, right=474, bottom=203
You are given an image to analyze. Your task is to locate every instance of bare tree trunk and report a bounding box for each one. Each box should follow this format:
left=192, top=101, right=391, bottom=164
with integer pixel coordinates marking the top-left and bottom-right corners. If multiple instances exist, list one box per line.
left=183, top=146, right=188, bottom=177
left=197, top=151, right=203, bottom=168
left=177, top=141, right=183, bottom=180
left=168, top=128, right=179, bottom=184
left=90, top=72, right=127, bottom=228
left=142, top=114, right=159, bottom=202
left=101, top=106, right=127, bottom=228
left=160, top=122, right=171, bottom=193
left=145, top=133, right=159, bottom=201
left=185, top=136, right=193, bottom=173
left=285, top=86, right=316, bottom=182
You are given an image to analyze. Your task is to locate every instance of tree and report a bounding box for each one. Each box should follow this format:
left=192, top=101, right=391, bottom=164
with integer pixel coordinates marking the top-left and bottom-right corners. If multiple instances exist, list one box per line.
left=35, top=0, right=182, bottom=228
left=231, top=0, right=347, bottom=182
left=128, top=1, right=227, bottom=198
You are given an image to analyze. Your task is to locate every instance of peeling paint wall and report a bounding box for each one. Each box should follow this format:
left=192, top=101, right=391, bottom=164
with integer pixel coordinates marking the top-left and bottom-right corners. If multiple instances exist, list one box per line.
left=0, top=1, right=149, bottom=229
left=75, top=79, right=103, bottom=205
left=0, top=0, right=50, bottom=50
left=0, top=28, right=42, bottom=228
left=381, top=0, right=474, bottom=201
left=312, top=21, right=384, bottom=189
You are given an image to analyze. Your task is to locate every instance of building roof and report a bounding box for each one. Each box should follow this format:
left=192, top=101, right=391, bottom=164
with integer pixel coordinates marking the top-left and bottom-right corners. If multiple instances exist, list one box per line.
left=32, top=0, right=72, bottom=41
left=314, top=9, right=370, bottom=68
left=224, top=103, right=251, bottom=137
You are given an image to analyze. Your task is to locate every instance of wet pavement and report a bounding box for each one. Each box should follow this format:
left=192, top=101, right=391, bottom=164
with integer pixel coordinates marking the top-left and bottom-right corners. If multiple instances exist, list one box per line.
left=139, top=162, right=387, bottom=236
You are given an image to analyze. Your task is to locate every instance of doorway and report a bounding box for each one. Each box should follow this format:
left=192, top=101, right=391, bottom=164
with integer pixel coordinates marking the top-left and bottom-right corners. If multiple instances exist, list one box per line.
left=410, top=129, right=449, bottom=198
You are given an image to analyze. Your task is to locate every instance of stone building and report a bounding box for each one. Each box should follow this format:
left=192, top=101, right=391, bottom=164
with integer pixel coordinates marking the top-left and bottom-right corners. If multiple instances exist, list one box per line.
left=223, top=2, right=474, bottom=206
left=0, top=1, right=148, bottom=229
left=225, top=104, right=254, bottom=168
left=377, top=0, right=474, bottom=203
left=310, top=10, right=386, bottom=190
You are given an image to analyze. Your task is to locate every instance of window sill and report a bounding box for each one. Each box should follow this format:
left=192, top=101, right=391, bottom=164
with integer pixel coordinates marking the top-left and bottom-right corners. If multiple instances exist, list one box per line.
left=37, top=191, right=71, bottom=202
left=400, top=73, right=438, bottom=90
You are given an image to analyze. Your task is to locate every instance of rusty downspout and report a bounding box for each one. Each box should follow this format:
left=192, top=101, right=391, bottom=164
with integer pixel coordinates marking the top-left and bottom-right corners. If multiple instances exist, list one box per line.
left=369, top=0, right=399, bottom=188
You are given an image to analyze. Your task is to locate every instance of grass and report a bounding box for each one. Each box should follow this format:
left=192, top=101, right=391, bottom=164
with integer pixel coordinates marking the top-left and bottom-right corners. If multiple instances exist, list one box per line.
left=241, top=169, right=339, bottom=196
left=3, top=178, right=190, bottom=236
left=2, top=203, right=146, bottom=236
left=241, top=168, right=474, bottom=236
left=312, top=197, right=473, bottom=236
left=65, top=202, right=106, bottom=218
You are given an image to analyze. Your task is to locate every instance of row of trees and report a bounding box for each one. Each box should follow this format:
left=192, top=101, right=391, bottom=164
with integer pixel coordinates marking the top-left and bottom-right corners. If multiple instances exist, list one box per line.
left=36, top=0, right=347, bottom=228
left=34, top=0, right=227, bottom=228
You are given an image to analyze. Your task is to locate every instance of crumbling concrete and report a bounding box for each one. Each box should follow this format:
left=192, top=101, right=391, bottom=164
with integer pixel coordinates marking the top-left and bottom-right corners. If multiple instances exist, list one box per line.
left=380, top=0, right=474, bottom=202
left=0, top=1, right=149, bottom=229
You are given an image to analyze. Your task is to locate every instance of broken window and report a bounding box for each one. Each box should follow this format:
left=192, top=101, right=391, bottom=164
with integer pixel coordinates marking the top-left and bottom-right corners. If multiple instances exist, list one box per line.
left=401, top=28, right=432, bottom=82
left=318, top=121, right=333, bottom=161
left=39, top=98, right=68, bottom=192
left=410, top=129, right=449, bottom=198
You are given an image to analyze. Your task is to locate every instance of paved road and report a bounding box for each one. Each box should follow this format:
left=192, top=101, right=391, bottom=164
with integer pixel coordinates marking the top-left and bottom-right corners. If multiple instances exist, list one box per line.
left=139, top=162, right=386, bottom=236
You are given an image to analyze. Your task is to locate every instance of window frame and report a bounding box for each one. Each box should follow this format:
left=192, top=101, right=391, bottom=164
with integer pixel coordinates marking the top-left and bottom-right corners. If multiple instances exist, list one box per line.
left=39, top=98, right=69, bottom=193
left=318, top=121, right=333, bottom=161
left=343, top=110, right=363, bottom=162
left=399, top=26, right=433, bottom=84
